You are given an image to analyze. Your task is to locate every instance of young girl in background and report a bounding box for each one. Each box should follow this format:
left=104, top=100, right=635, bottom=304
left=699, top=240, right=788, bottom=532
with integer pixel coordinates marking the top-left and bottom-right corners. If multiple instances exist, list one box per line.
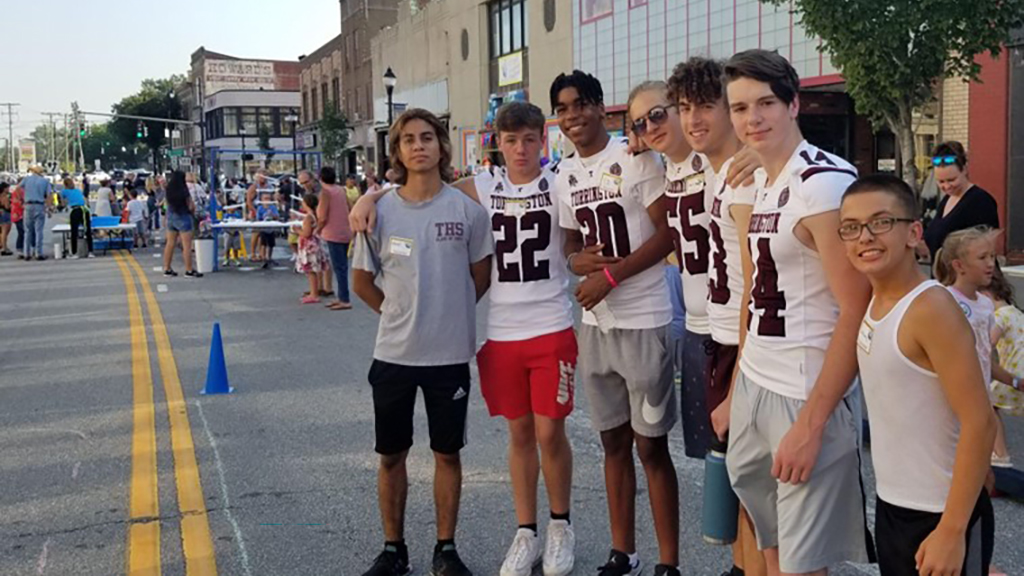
left=936, top=227, right=1019, bottom=467
left=296, top=193, right=330, bottom=305
left=984, top=263, right=1024, bottom=468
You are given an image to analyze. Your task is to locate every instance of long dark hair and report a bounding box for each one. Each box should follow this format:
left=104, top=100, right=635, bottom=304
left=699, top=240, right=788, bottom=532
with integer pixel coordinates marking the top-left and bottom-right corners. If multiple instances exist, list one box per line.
left=165, top=171, right=190, bottom=214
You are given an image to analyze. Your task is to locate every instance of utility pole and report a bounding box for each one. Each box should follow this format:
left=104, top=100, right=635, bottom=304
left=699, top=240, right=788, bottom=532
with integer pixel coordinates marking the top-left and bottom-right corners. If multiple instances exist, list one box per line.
left=41, top=112, right=63, bottom=168
left=0, top=103, right=19, bottom=172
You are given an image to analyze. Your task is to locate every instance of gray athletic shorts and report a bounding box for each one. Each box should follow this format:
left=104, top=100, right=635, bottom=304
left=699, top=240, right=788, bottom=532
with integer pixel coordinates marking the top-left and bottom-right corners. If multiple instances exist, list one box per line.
left=579, top=324, right=676, bottom=437
left=727, top=371, right=871, bottom=574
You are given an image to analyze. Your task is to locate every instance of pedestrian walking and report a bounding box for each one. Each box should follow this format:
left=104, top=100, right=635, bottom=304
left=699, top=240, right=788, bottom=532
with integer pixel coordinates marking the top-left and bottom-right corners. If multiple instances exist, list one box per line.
left=352, top=108, right=492, bottom=576
left=22, top=165, right=52, bottom=260
left=296, top=193, right=330, bottom=304
left=127, top=189, right=149, bottom=248
left=94, top=179, right=114, bottom=217
left=11, top=178, right=25, bottom=258
left=316, top=166, right=353, bottom=310
left=60, top=177, right=94, bottom=258
left=0, top=182, right=11, bottom=256
left=162, top=170, right=202, bottom=278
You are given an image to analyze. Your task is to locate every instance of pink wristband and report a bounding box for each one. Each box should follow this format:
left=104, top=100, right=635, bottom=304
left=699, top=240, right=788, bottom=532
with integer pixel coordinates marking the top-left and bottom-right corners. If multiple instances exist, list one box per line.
left=603, top=267, right=619, bottom=288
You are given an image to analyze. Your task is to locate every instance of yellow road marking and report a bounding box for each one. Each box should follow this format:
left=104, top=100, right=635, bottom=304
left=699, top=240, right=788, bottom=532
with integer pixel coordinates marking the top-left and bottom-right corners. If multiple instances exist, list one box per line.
left=114, top=253, right=161, bottom=576
left=122, top=252, right=218, bottom=575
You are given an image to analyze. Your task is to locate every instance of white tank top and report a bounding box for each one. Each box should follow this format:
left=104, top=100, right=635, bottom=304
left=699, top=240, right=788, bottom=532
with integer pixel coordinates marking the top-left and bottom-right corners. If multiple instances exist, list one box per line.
left=857, top=280, right=958, bottom=513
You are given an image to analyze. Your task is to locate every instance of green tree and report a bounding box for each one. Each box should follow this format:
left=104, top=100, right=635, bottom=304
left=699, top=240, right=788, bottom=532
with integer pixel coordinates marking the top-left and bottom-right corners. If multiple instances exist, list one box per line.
left=319, top=101, right=350, bottom=170
left=762, top=0, right=1024, bottom=188
left=109, top=75, right=185, bottom=167
left=257, top=124, right=275, bottom=169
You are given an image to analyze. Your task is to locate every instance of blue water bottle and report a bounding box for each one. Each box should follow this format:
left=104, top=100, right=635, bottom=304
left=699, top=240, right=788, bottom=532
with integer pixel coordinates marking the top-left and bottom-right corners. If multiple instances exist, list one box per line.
left=702, top=438, right=739, bottom=545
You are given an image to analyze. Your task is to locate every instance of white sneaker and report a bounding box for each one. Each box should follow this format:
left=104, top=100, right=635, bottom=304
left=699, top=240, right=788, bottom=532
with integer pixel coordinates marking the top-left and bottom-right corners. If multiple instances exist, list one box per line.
left=500, top=528, right=542, bottom=576
left=543, top=520, right=575, bottom=576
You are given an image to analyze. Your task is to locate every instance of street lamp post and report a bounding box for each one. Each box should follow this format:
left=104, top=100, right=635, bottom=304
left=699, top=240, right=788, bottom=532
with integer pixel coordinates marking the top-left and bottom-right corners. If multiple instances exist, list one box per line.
left=284, top=113, right=299, bottom=175
left=382, top=67, right=397, bottom=181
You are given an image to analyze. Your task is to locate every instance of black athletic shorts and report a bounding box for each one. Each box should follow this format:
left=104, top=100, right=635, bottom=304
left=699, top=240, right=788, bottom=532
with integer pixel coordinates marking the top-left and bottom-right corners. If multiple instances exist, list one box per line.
left=876, top=491, right=993, bottom=576
left=368, top=360, right=471, bottom=455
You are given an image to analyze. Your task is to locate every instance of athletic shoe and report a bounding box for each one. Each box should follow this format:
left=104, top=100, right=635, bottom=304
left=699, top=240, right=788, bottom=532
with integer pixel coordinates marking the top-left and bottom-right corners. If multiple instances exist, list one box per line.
left=87, top=253, right=95, bottom=258
left=653, top=565, right=680, bottom=576
left=164, top=269, right=178, bottom=277
left=1, top=250, right=12, bottom=255
left=431, top=543, right=472, bottom=576
left=17, top=254, right=25, bottom=260
left=35, top=255, right=46, bottom=261
left=500, top=528, right=541, bottom=576
left=185, top=270, right=203, bottom=279
left=361, top=545, right=411, bottom=576
left=543, top=520, right=575, bottom=576
left=597, top=550, right=641, bottom=576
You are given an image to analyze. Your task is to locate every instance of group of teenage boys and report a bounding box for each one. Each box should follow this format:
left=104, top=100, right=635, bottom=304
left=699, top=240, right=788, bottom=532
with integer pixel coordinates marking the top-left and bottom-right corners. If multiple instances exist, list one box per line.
left=348, top=48, right=999, bottom=576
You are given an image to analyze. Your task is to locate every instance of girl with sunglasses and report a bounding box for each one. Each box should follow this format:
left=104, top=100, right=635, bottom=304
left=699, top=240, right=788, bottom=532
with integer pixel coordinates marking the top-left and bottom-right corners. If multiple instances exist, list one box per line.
left=922, top=141, right=999, bottom=258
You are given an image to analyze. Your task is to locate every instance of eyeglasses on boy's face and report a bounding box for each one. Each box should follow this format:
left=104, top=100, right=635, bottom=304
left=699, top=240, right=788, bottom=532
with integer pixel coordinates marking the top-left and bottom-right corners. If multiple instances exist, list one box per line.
left=932, top=155, right=959, bottom=167
left=837, top=216, right=916, bottom=241
left=630, top=105, right=676, bottom=137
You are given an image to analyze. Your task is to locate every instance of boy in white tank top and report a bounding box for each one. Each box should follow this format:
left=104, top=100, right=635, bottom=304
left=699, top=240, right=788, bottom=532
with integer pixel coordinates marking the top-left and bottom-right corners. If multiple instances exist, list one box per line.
left=841, top=174, right=996, bottom=576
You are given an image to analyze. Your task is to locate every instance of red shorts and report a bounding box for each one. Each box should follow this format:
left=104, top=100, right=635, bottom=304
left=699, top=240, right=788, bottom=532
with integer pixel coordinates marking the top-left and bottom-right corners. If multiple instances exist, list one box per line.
left=477, top=327, right=577, bottom=420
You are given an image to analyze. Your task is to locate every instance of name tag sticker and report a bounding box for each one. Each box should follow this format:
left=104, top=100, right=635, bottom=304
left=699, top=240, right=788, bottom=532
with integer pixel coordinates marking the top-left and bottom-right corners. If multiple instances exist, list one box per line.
left=857, top=320, right=874, bottom=354
left=389, top=236, right=414, bottom=257
left=503, top=199, right=527, bottom=218
left=685, top=173, right=706, bottom=195
left=600, top=173, right=622, bottom=196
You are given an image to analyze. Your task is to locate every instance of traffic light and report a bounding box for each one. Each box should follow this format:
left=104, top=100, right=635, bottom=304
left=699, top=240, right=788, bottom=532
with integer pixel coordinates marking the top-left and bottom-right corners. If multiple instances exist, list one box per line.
left=79, top=123, right=86, bottom=137
left=136, top=122, right=144, bottom=139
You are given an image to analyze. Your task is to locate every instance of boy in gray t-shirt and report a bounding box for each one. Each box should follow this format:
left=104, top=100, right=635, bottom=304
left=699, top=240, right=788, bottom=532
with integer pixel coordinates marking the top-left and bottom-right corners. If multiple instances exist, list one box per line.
left=351, top=107, right=492, bottom=576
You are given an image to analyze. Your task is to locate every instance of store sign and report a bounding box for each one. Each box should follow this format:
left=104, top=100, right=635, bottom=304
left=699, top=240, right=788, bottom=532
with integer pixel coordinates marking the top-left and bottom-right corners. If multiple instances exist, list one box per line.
left=498, top=51, right=524, bottom=87
left=204, top=59, right=277, bottom=95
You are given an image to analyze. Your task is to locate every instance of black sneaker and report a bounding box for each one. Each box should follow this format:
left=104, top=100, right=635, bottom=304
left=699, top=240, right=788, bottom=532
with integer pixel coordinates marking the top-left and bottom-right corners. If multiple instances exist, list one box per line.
left=654, top=565, right=681, bottom=576
left=185, top=270, right=203, bottom=279
left=721, top=567, right=745, bottom=576
left=361, top=544, right=411, bottom=576
left=430, top=543, right=472, bottom=576
left=598, top=550, right=641, bottom=576
left=35, top=255, right=46, bottom=261
left=164, top=269, right=178, bottom=277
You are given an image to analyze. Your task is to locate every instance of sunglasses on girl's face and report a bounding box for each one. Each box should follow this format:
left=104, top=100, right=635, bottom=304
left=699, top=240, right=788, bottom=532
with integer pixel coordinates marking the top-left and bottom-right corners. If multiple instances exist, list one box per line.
left=631, top=105, right=676, bottom=137
left=932, top=155, right=958, bottom=166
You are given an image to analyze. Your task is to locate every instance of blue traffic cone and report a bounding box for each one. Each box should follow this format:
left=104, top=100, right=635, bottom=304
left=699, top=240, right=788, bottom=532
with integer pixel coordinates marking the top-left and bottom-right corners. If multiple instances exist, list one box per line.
left=201, top=322, right=234, bottom=394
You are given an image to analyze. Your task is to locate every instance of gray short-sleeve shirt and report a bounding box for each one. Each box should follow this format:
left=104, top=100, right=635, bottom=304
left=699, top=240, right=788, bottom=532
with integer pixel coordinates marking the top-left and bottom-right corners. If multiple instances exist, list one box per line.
left=352, top=184, right=493, bottom=366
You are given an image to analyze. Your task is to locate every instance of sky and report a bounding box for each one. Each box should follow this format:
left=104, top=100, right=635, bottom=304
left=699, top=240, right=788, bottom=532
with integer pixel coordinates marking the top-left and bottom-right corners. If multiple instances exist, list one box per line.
left=1, top=0, right=342, bottom=141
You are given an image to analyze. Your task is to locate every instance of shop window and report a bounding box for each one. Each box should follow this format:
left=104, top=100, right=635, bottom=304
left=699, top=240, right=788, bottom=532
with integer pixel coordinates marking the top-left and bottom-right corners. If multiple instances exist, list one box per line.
left=241, top=107, right=257, bottom=135
left=224, top=108, right=239, bottom=136
left=489, top=0, right=528, bottom=58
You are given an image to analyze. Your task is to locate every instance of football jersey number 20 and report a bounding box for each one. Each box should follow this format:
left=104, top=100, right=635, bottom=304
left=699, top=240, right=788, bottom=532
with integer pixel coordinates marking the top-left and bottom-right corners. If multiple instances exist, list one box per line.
left=576, top=203, right=631, bottom=258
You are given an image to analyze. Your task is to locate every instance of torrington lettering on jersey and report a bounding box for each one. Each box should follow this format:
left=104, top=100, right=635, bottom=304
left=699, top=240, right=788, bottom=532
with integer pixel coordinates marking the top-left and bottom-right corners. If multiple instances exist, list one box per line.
left=748, top=212, right=781, bottom=234
left=570, top=186, right=622, bottom=207
left=489, top=192, right=554, bottom=211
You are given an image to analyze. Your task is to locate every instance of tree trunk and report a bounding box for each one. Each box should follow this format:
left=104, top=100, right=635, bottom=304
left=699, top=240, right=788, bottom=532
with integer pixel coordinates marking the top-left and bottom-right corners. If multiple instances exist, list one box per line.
left=890, top=103, right=918, bottom=194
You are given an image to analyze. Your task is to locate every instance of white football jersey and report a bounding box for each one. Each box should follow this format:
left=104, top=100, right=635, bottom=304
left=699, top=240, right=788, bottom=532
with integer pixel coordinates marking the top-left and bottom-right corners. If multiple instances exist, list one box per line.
left=555, top=137, right=672, bottom=330
left=475, top=166, right=574, bottom=341
left=707, top=156, right=757, bottom=346
left=665, top=152, right=713, bottom=334
left=739, top=141, right=858, bottom=400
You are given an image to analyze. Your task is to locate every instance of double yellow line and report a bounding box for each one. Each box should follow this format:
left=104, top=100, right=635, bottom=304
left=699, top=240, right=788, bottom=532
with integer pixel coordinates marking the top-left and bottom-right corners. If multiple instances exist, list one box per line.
left=115, top=251, right=218, bottom=576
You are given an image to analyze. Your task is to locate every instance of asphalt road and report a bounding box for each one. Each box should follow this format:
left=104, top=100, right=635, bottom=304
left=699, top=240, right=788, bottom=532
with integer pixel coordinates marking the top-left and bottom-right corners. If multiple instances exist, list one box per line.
left=1, top=220, right=1023, bottom=575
